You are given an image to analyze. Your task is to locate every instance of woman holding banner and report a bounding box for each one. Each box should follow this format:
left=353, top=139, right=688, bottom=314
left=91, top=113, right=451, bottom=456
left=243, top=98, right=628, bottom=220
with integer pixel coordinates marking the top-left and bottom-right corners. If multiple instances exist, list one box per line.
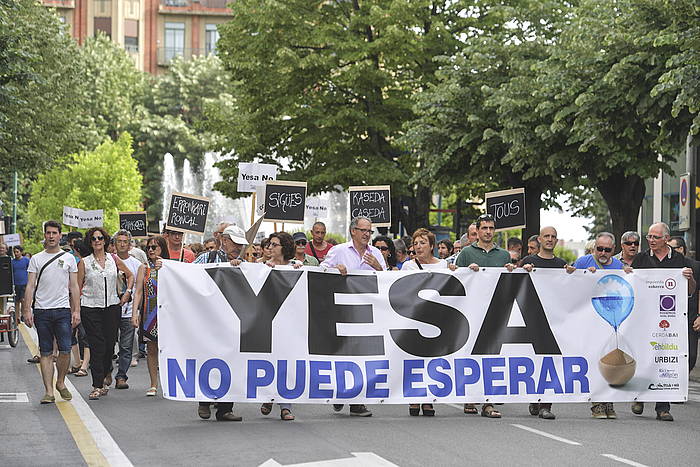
left=132, top=235, right=169, bottom=397
left=260, top=232, right=300, bottom=420
left=402, top=228, right=456, bottom=416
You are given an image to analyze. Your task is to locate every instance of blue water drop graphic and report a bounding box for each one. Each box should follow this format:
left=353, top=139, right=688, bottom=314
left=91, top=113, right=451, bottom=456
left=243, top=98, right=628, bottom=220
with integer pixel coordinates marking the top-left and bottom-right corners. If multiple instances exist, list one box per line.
left=591, top=275, right=634, bottom=331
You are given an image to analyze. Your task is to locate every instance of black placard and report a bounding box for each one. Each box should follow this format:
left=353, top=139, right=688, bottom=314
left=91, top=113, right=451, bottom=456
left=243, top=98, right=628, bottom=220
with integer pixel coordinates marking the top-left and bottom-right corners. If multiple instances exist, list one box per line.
left=119, top=211, right=148, bottom=238
left=166, top=192, right=210, bottom=235
left=485, top=188, right=526, bottom=231
left=349, top=185, right=391, bottom=227
left=263, top=181, right=307, bottom=223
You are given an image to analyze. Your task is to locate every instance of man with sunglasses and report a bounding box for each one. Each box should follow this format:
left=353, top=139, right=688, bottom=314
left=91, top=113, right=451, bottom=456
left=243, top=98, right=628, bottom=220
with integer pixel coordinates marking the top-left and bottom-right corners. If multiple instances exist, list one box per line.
left=572, top=232, right=623, bottom=271
left=293, top=232, right=319, bottom=266
left=162, top=228, right=195, bottom=263
left=614, top=231, right=641, bottom=267
left=627, top=222, right=697, bottom=422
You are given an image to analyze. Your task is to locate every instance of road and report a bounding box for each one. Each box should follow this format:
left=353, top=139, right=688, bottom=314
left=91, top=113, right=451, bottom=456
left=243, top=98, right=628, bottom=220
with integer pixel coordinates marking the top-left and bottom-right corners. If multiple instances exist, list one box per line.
left=2, top=325, right=699, bottom=467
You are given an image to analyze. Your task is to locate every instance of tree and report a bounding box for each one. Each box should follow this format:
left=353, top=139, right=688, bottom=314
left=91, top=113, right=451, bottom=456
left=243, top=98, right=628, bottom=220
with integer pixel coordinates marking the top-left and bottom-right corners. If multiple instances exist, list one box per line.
left=211, top=0, right=470, bottom=234
left=26, top=133, right=143, bottom=245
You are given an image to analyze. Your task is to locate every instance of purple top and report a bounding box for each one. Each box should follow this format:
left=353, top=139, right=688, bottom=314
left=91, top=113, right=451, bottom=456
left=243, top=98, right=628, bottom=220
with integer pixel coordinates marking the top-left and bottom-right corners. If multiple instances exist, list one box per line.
left=321, top=241, right=387, bottom=271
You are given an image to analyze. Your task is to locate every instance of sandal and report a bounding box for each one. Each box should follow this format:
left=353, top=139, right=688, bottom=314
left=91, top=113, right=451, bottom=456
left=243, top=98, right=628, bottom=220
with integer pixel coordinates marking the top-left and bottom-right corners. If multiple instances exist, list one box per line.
left=261, top=403, right=273, bottom=415
left=463, top=403, right=478, bottom=415
left=481, top=405, right=501, bottom=418
left=88, top=389, right=101, bottom=400
left=421, top=404, right=435, bottom=417
left=74, top=369, right=88, bottom=377
left=146, top=387, right=157, bottom=397
left=409, top=404, right=420, bottom=416
left=69, top=366, right=81, bottom=374
left=99, top=387, right=109, bottom=396
left=280, top=408, right=295, bottom=421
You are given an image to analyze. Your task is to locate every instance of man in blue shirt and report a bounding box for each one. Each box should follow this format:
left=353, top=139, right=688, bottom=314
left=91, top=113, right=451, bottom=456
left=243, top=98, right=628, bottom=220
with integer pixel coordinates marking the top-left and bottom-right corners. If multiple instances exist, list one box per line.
left=572, top=232, right=623, bottom=271
left=11, top=246, right=29, bottom=325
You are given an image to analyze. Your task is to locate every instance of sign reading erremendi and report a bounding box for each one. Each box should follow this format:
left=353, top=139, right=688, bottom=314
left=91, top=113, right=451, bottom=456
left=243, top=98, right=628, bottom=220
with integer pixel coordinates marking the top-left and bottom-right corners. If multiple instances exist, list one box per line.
left=119, top=211, right=148, bottom=238
left=485, top=188, right=526, bottom=231
left=349, top=185, right=391, bottom=227
left=165, top=192, right=210, bottom=235
left=263, top=181, right=307, bottom=224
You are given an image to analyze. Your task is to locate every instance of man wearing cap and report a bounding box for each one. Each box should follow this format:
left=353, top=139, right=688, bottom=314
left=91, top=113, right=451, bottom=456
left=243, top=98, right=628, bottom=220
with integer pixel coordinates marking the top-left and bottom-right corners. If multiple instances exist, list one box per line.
left=293, top=232, right=319, bottom=266
left=193, top=224, right=248, bottom=421
left=163, top=227, right=195, bottom=263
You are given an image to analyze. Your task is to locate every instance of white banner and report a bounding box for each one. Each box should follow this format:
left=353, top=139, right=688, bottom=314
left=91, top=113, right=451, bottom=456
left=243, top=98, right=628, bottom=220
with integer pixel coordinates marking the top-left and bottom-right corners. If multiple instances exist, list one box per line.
left=237, top=162, right=277, bottom=193
left=62, top=206, right=104, bottom=228
left=158, top=263, right=688, bottom=404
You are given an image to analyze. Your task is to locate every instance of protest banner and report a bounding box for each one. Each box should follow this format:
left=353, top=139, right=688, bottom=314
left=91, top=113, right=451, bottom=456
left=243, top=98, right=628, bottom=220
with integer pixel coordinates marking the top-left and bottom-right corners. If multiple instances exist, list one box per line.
left=2, top=233, right=21, bottom=247
left=237, top=162, right=278, bottom=193
left=485, top=188, right=526, bottom=231
left=62, top=206, right=104, bottom=229
left=305, top=197, right=329, bottom=219
left=119, top=211, right=148, bottom=238
left=263, top=181, right=307, bottom=224
left=349, top=186, right=391, bottom=227
left=165, top=192, right=210, bottom=236
left=159, top=264, right=688, bottom=404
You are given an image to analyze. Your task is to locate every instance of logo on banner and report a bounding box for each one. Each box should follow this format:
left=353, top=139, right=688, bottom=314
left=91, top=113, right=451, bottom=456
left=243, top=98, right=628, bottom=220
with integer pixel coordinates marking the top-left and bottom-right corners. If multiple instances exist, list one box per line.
left=658, top=320, right=670, bottom=329
left=665, top=278, right=676, bottom=290
left=658, top=368, right=679, bottom=379
left=654, top=356, right=679, bottom=364
left=659, top=295, right=676, bottom=318
left=648, top=382, right=680, bottom=391
left=649, top=341, right=679, bottom=351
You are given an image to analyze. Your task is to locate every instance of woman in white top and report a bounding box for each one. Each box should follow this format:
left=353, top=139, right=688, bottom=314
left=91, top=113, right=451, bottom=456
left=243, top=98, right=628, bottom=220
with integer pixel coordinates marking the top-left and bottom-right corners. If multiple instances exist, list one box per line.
left=403, top=228, right=457, bottom=416
left=78, top=227, right=134, bottom=401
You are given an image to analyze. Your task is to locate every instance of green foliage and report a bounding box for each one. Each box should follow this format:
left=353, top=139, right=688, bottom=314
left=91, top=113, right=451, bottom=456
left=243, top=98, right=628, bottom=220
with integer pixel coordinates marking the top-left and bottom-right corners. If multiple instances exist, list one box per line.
left=26, top=133, right=143, bottom=246
left=554, top=245, right=578, bottom=264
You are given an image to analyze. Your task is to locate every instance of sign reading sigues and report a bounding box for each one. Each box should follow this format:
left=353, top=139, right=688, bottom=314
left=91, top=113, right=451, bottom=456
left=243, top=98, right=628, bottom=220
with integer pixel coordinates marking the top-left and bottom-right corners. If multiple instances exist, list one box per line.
left=166, top=192, right=210, bottom=235
left=485, top=188, right=526, bottom=231
left=264, top=181, right=307, bottom=223
left=349, top=185, right=391, bottom=227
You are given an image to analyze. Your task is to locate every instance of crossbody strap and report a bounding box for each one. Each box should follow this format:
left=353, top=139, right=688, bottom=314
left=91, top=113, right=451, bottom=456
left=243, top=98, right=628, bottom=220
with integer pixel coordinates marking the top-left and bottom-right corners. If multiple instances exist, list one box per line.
left=309, top=242, right=320, bottom=262
left=414, top=258, right=423, bottom=270
left=32, top=251, right=66, bottom=309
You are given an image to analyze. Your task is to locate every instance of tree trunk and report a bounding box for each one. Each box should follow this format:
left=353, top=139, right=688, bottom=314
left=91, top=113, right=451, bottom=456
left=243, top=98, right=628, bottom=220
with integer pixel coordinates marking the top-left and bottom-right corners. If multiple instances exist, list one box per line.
left=596, top=172, right=646, bottom=252
left=394, top=185, right=430, bottom=236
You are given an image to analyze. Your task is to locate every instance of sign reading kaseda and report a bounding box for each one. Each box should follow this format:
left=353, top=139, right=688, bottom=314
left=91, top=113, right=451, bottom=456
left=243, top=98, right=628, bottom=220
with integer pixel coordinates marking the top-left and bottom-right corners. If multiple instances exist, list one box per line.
left=119, top=211, right=148, bottom=238
left=263, top=181, right=306, bottom=223
left=166, top=192, right=210, bottom=235
left=485, top=188, right=526, bottom=231
left=237, top=163, right=278, bottom=193
left=349, top=185, right=391, bottom=227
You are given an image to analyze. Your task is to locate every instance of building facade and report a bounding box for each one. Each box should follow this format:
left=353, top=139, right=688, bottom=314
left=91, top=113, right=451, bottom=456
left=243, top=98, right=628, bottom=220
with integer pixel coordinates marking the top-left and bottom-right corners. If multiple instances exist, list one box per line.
left=42, top=0, right=233, bottom=74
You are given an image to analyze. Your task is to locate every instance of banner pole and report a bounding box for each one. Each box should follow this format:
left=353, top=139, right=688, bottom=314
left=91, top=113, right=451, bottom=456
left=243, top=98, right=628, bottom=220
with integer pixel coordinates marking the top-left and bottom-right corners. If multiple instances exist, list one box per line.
left=250, top=192, right=256, bottom=226
left=282, top=222, right=285, bottom=232
left=274, top=223, right=278, bottom=232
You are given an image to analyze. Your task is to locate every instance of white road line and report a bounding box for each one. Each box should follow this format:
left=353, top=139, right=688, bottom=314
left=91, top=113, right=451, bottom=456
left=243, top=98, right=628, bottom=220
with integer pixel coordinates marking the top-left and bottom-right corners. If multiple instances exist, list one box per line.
left=601, top=454, right=649, bottom=467
left=510, top=424, right=581, bottom=446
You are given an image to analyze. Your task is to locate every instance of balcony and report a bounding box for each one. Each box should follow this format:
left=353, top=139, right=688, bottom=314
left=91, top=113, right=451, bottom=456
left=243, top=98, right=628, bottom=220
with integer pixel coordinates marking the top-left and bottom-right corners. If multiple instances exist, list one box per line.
left=159, top=0, right=233, bottom=15
left=157, top=47, right=215, bottom=66
left=41, top=0, right=75, bottom=8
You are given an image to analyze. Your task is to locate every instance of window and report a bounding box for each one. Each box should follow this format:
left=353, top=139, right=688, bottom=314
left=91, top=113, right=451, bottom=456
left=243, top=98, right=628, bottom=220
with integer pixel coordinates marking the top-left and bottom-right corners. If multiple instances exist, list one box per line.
left=94, top=17, right=112, bottom=39
left=164, top=22, right=185, bottom=62
left=125, top=19, right=138, bottom=52
left=205, top=24, right=219, bottom=55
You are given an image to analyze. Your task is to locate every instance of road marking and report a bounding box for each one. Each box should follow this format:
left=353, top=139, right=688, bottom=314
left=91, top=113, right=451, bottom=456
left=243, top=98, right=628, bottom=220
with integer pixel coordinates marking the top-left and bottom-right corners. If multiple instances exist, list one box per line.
left=0, top=392, right=29, bottom=402
left=19, top=323, right=133, bottom=467
left=260, top=452, right=398, bottom=466
left=601, top=454, right=649, bottom=467
left=510, top=424, right=581, bottom=446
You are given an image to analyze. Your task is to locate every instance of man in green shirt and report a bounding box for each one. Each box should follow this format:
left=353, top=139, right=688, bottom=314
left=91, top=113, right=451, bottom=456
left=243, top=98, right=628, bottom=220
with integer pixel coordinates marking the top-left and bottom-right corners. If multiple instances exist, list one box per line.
left=292, top=232, right=319, bottom=266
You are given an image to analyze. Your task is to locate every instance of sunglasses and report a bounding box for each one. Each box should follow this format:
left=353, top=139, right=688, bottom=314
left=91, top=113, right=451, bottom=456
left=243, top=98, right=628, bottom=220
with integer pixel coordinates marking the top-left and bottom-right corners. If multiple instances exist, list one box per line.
left=623, top=241, right=640, bottom=246
left=408, top=250, right=416, bottom=255
left=596, top=246, right=613, bottom=253
left=92, top=236, right=104, bottom=242
left=252, top=252, right=261, bottom=258
left=147, top=245, right=159, bottom=250
left=376, top=246, right=389, bottom=251
left=295, top=240, right=307, bottom=246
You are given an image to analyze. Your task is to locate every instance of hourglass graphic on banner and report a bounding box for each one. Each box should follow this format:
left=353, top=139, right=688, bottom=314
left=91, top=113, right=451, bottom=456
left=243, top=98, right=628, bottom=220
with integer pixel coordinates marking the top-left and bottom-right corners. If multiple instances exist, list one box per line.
left=591, top=275, right=637, bottom=386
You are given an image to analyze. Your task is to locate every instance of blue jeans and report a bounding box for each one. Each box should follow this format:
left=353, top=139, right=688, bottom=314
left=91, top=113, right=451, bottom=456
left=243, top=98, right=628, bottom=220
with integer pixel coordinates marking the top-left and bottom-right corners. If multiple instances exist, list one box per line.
left=115, top=318, right=135, bottom=381
left=34, top=308, right=72, bottom=355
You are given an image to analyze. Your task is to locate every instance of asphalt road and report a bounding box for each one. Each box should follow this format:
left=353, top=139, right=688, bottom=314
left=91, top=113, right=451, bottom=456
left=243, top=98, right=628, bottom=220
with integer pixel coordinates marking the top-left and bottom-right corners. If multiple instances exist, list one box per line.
left=2, top=326, right=699, bottom=467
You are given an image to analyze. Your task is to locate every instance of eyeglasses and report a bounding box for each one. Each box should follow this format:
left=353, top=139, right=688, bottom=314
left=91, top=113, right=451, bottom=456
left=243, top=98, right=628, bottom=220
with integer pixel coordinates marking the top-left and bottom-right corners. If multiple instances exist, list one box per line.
left=252, top=252, right=261, bottom=258
left=376, top=246, right=389, bottom=251
left=646, top=234, right=663, bottom=240
left=295, top=240, right=307, bottom=246
left=353, top=227, right=374, bottom=235
left=92, top=236, right=104, bottom=242
left=269, top=242, right=281, bottom=248
left=596, top=246, right=613, bottom=253
left=622, top=241, right=640, bottom=246
left=147, top=245, right=159, bottom=251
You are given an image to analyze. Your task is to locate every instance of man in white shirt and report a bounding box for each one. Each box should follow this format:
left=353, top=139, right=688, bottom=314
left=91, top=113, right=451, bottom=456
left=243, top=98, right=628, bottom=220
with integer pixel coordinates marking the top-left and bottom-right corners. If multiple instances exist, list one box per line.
left=23, top=220, right=81, bottom=404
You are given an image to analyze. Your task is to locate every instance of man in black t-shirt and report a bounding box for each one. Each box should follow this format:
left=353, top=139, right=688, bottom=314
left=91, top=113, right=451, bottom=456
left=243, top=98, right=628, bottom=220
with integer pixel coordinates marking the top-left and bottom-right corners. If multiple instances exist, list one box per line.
left=520, top=226, right=574, bottom=420
left=628, top=223, right=696, bottom=422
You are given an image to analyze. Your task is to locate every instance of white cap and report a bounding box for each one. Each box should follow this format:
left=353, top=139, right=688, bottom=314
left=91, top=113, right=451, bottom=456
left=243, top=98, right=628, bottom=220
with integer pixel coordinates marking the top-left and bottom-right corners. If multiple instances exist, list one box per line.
left=222, top=225, right=248, bottom=245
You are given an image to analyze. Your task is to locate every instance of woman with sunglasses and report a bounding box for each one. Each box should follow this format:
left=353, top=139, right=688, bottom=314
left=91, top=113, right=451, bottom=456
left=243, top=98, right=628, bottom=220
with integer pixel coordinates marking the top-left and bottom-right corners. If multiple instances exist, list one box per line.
left=372, top=235, right=398, bottom=270
left=132, top=235, right=170, bottom=397
left=401, top=228, right=456, bottom=416
left=260, top=232, right=301, bottom=420
left=77, top=228, right=135, bottom=401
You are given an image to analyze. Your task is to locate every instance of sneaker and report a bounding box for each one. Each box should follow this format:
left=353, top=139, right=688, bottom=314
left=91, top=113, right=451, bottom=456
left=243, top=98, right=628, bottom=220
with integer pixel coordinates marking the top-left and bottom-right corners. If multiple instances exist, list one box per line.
left=656, top=411, right=673, bottom=422
left=631, top=402, right=644, bottom=415
left=538, top=407, right=555, bottom=420
left=115, top=378, right=129, bottom=390
left=198, top=403, right=211, bottom=420
left=349, top=404, right=372, bottom=417
left=528, top=403, right=540, bottom=416
left=591, top=403, right=607, bottom=419
left=216, top=412, right=242, bottom=421
left=605, top=402, right=617, bottom=419
left=332, top=404, right=344, bottom=412
left=130, top=359, right=138, bottom=367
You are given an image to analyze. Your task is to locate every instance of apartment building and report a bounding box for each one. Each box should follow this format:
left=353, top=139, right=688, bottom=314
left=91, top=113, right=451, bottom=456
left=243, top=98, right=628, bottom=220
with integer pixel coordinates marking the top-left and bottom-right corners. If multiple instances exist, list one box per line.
left=41, top=0, right=233, bottom=73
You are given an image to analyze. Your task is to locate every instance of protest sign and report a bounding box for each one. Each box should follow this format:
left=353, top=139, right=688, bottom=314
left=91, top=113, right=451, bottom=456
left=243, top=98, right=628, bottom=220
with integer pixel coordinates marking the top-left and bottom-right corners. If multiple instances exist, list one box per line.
left=305, top=197, right=329, bottom=219
left=349, top=186, right=391, bottom=227
left=62, top=206, right=104, bottom=229
left=119, top=211, right=148, bottom=238
left=255, top=185, right=266, bottom=216
left=159, top=265, right=688, bottom=404
left=165, top=192, right=210, bottom=235
left=263, top=181, right=306, bottom=224
left=237, top=163, right=278, bottom=193
left=485, top=188, right=526, bottom=231
left=2, top=233, right=21, bottom=247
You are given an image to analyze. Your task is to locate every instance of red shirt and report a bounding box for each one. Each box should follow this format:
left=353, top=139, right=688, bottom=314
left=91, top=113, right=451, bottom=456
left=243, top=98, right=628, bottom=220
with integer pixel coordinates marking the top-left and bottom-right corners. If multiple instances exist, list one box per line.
left=305, top=242, right=333, bottom=262
left=168, top=247, right=195, bottom=263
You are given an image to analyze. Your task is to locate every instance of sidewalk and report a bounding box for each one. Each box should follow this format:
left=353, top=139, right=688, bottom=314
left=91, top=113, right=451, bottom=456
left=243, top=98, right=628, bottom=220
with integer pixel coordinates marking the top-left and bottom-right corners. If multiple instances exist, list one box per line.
left=691, top=341, right=700, bottom=382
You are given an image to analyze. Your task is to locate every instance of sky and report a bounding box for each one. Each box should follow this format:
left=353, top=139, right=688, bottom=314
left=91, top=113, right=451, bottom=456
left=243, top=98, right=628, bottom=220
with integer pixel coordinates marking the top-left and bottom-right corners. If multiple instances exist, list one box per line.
left=540, top=204, right=592, bottom=243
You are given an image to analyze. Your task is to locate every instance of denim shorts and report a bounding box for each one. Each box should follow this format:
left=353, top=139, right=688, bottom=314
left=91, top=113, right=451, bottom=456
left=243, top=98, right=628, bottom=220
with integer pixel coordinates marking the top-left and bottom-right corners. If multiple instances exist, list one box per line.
left=34, top=308, right=72, bottom=355
left=14, top=284, right=26, bottom=307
